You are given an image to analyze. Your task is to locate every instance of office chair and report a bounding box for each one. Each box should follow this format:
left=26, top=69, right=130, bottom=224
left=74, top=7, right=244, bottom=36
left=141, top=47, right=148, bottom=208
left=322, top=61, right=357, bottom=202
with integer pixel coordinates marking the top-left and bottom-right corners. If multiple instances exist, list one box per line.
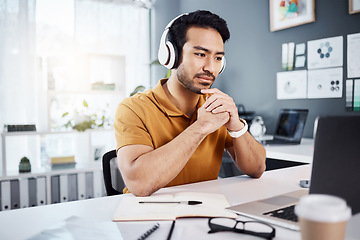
left=102, top=149, right=122, bottom=196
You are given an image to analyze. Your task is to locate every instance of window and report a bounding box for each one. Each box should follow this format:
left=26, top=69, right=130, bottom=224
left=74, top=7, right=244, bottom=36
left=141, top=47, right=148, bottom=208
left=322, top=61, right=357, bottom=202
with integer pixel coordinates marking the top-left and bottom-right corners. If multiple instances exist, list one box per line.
left=0, top=0, right=151, bottom=132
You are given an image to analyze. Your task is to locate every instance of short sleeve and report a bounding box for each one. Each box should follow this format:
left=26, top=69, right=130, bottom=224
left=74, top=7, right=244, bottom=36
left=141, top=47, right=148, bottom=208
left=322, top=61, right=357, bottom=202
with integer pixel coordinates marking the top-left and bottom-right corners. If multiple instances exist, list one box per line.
left=114, top=102, right=153, bottom=151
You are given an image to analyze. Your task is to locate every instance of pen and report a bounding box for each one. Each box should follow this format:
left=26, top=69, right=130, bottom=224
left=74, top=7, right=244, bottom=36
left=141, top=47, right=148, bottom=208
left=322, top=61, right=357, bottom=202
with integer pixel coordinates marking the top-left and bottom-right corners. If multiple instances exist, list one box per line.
left=139, top=200, right=202, bottom=205
left=167, top=220, right=176, bottom=240
left=137, top=223, right=160, bottom=240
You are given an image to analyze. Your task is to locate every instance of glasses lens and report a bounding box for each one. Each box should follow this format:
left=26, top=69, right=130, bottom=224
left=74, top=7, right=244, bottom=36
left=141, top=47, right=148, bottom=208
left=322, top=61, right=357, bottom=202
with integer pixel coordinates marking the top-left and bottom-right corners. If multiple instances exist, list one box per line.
left=210, top=218, right=236, bottom=229
left=243, top=221, right=273, bottom=233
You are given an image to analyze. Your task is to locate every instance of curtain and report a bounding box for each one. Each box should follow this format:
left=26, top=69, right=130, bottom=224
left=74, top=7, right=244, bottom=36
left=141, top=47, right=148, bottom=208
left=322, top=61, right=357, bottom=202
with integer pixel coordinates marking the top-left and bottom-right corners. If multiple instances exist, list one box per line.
left=0, top=0, right=37, bottom=131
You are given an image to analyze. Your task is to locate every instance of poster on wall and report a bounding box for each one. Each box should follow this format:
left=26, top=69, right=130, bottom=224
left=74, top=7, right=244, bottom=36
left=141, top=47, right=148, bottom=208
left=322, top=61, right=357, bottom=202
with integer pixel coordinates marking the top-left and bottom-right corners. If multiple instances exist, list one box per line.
left=276, top=70, right=307, bottom=99
left=307, top=36, right=343, bottom=70
left=270, top=0, right=315, bottom=32
left=347, top=33, right=360, bottom=78
left=349, top=0, right=360, bottom=14
left=307, top=68, right=343, bottom=99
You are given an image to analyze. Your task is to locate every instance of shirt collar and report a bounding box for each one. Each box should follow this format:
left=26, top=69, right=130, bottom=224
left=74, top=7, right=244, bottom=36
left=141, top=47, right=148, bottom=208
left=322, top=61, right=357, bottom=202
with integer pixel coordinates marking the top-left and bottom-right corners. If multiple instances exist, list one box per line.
left=152, top=79, right=206, bottom=118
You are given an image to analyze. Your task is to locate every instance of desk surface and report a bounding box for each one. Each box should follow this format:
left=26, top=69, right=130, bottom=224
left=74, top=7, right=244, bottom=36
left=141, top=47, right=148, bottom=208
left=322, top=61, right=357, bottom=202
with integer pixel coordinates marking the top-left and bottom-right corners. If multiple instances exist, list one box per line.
left=262, top=137, right=314, bottom=163
left=0, top=165, right=359, bottom=240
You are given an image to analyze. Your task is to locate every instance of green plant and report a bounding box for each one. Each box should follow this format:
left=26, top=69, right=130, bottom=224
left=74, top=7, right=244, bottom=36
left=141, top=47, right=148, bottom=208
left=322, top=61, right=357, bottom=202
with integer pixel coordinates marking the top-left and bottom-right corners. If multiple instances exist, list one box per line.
left=19, top=156, right=31, bottom=173
left=130, top=85, right=146, bottom=97
left=151, top=59, right=171, bottom=78
left=62, top=100, right=111, bottom=132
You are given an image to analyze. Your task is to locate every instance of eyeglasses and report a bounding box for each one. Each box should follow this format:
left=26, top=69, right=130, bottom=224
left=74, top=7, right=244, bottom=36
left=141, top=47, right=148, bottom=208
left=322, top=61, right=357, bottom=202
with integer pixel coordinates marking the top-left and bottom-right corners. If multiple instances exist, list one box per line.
left=208, top=217, right=276, bottom=240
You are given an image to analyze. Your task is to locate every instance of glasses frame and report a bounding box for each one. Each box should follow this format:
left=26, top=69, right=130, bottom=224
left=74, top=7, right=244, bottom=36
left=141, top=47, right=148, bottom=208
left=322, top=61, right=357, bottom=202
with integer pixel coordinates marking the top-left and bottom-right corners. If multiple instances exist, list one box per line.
left=208, top=217, right=276, bottom=240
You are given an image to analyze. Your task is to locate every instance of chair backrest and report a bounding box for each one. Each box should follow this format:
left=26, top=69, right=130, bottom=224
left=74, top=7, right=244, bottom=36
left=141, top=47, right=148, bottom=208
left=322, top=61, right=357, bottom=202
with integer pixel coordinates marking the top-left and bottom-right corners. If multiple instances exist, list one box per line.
left=102, top=150, right=122, bottom=196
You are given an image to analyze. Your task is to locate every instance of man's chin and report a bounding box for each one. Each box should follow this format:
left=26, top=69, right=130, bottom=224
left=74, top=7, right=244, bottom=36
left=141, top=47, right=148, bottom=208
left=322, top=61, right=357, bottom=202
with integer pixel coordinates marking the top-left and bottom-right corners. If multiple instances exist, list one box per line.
left=195, top=86, right=210, bottom=95
left=198, top=84, right=212, bottom=94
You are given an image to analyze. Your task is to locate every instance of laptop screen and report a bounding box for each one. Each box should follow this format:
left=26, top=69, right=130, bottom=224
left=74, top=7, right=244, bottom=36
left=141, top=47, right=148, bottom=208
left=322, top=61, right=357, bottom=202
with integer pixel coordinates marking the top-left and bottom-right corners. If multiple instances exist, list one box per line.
left=274, top=109, right=308, bottom=141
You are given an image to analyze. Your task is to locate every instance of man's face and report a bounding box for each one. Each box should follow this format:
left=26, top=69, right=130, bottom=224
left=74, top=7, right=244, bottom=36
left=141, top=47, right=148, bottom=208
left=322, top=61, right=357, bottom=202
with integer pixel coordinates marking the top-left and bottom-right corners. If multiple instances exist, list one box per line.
left=176, top=26, right=225, bottom=94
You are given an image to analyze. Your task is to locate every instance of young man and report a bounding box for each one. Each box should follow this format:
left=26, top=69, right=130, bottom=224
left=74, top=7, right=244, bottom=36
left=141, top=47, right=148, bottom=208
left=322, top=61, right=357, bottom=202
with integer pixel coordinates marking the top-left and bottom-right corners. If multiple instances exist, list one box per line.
left=114, top=10, right=266, bottom=196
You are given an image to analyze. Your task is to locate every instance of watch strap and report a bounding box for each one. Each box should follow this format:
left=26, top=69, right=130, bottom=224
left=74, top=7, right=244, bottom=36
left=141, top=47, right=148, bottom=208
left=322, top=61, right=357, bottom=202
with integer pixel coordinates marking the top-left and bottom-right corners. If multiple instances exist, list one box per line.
left=227, top=118, right=248, bottom=138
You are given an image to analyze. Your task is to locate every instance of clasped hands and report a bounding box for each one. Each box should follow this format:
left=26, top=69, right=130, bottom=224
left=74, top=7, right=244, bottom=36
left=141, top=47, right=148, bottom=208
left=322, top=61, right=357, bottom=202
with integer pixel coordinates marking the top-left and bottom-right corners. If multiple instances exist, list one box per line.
left=198, top=88, right=243, bottom=134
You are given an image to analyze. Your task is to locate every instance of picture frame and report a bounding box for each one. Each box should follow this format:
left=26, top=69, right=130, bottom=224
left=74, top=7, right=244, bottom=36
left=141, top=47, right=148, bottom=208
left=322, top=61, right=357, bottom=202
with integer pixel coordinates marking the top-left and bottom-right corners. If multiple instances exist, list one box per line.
left=270, top=0, right=315, bottom=32
left=349, top=0, right=360, bottom=14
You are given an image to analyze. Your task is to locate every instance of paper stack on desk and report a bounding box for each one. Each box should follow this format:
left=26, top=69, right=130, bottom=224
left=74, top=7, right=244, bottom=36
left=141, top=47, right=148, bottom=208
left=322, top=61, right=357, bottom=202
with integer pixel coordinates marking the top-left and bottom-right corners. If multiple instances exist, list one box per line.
left=112, top=192, right=237, bottom=221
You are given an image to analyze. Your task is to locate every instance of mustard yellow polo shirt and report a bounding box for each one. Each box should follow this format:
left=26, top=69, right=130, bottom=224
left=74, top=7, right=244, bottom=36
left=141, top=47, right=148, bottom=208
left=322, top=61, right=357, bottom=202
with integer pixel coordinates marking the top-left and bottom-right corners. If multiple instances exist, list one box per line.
left=114, top=79, right=233, bottom=193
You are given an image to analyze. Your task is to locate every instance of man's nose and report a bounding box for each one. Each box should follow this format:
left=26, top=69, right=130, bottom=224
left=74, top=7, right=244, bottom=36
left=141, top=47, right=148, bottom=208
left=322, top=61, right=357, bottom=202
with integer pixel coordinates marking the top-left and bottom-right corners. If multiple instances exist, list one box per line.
left=202, top=58, right=217, bottom=74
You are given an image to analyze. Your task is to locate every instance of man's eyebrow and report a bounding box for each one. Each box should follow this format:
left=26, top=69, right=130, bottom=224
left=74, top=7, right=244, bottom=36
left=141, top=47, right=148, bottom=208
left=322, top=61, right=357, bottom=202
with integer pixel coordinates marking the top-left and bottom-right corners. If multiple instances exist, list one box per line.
left=193, top=46, right=225, bottom=55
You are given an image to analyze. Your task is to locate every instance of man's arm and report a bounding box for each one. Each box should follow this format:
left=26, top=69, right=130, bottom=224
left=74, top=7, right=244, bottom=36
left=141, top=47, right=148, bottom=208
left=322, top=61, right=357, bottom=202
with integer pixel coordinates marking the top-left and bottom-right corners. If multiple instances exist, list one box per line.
left=226, top=132, right=266, bottom=178
left=117, top=105, right=229, bottom=197
left=201, top=88, right=266, bottom=178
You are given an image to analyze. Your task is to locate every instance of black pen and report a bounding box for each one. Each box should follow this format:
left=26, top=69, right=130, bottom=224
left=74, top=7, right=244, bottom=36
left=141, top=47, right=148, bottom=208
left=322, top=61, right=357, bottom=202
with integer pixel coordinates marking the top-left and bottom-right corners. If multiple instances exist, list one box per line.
left=139, top=200, right=202, bottom=205
left=137, top=223, right=160, bottom=240
left=167, top=220, right=176, bottom=240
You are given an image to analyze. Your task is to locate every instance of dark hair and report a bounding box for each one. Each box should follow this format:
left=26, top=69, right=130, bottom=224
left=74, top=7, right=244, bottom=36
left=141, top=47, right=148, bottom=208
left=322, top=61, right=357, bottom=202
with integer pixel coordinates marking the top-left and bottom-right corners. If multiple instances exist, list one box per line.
left=168, top=10, right=230, bottom=68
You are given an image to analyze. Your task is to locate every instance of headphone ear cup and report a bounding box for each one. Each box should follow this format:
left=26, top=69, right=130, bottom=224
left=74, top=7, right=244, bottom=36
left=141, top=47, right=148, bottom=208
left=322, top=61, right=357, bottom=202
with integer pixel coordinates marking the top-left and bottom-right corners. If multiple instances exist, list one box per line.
left=219, top=56, right=226, bottom=74
left=165, top=41, right=178, bottom=69
left=158, top=29, right=170, bottom=66
left=158, top=14, right=186, bottom=70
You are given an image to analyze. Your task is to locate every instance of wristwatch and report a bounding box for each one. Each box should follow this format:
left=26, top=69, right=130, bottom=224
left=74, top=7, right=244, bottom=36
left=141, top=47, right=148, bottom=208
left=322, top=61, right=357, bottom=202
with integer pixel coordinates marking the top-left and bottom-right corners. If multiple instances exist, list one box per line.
left=227, top=118, right=248, bottom=138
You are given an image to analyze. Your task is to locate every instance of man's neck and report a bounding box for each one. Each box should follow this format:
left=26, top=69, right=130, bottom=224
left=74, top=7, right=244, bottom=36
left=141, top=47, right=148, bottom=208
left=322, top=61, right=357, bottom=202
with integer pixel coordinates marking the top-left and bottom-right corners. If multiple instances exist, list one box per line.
left=163, top=75, right=200, bottom=118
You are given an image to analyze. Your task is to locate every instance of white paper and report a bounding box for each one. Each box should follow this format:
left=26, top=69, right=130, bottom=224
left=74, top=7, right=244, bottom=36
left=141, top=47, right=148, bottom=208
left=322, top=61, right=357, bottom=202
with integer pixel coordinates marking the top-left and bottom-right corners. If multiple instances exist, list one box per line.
left=355, top=79, right=360, bottom=111
left=288, top=42, right=295, bottom=70
left=347, top=33, right=360, bottom=78
left=307, top=36, right=343, bottom=69
left=277, top=70, right=307, bottom=99
left=295, top=55, right=306, bottom=68
left=295, top=43, right=306, bottom=55
left=282, top=43, right=288, bottom=70
left=27, top=216, right=123, bottom=240
left=346, top=80, right=354, bottom=110
left=307, top=68, right=343, bottom=99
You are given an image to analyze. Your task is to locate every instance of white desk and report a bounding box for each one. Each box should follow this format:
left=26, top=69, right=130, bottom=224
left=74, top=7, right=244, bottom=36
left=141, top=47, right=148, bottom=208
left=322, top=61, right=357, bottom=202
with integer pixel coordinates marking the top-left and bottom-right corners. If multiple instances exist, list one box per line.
left=0, top=165, right=359, bottom=240
left=261, top=137, right=314, bottom=163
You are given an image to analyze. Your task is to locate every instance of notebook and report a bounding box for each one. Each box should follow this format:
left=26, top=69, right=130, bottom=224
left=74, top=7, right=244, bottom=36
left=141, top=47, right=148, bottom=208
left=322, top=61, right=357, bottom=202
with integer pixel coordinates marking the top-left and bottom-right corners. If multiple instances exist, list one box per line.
left=262, top=109, right=308, bottom=145
left=227, top=115, right=360, bottom=231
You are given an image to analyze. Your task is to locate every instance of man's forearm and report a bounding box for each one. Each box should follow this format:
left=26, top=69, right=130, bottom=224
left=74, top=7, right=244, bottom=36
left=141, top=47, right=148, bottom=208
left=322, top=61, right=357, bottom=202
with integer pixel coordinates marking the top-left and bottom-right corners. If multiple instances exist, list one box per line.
left=123, top=121, right=209, bottom=196
left=230, top=132, right=266, bottom=178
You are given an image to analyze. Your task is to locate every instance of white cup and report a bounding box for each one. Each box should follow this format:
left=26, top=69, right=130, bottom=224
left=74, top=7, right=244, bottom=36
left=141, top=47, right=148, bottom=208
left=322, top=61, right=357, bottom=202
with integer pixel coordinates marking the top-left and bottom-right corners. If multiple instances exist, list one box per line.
left=295, top=194, right=351, bottom=240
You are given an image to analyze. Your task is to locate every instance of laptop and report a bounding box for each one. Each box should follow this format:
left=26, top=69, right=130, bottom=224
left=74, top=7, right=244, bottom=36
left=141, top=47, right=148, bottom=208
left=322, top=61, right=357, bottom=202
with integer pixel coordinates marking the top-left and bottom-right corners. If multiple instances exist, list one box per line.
left=227, top=115, right=360, bottom=231
left=262, top=109, right=308, bottom=145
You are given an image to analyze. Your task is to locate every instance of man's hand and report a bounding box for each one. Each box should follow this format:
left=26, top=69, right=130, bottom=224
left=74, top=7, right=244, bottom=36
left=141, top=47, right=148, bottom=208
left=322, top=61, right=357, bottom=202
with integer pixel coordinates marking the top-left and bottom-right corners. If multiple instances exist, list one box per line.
left=201, top=88, right=266, bottom=179
left=197, top=103, right=229, bottom=134
left=201, top=88, right=243, bottom=131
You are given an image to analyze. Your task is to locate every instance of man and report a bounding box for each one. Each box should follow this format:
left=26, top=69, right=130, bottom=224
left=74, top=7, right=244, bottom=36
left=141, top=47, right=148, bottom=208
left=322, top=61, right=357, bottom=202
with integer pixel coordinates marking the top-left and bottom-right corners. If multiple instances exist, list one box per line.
left=114, top=10, right=266, bottom=197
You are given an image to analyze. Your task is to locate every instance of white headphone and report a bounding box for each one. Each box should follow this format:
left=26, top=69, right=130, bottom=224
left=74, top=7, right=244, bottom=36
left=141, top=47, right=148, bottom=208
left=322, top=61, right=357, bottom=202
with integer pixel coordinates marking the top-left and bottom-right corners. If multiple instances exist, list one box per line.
left=158, top=13, right=226, bottom=74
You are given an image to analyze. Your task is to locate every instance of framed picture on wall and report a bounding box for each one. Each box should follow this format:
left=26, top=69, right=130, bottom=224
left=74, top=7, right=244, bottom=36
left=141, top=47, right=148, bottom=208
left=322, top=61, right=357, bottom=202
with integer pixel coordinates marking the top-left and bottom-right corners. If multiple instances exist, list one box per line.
left=349, top=0, right=360, bottom=14
left=270, top=0, right=315, bottom=32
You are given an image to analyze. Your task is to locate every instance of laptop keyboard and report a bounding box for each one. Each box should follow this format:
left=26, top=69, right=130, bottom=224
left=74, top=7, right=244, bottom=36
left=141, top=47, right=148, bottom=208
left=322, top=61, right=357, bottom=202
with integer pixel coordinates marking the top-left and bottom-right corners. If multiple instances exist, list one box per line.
left=263, top=205, right=298, bottom=222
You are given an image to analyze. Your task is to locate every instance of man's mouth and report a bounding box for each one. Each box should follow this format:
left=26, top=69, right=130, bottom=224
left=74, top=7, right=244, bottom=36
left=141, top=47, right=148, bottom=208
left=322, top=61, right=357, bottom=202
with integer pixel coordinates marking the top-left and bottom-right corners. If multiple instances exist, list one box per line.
left=195, top=74, right=215, bottom=84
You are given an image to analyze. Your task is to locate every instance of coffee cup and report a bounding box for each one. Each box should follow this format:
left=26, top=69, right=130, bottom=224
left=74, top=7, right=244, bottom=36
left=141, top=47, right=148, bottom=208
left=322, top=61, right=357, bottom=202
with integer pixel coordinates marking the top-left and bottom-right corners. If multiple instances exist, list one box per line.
left=295, top=194, right=351, bottom=240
